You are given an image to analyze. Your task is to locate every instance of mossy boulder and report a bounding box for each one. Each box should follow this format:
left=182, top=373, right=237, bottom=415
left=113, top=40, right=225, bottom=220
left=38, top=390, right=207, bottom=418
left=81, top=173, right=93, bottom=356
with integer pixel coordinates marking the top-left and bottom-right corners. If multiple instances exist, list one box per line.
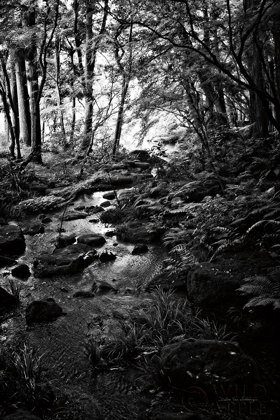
left=33, top=244, right=97, bottom=278
left=26, top=298, right=63, bottom=324
left=161, top=339, right=255, bottom=392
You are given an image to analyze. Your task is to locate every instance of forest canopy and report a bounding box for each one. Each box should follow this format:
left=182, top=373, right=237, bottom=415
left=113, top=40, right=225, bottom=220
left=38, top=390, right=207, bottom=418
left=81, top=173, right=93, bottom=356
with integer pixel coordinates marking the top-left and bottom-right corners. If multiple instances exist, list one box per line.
left=0, top=0, right=279, bottom=162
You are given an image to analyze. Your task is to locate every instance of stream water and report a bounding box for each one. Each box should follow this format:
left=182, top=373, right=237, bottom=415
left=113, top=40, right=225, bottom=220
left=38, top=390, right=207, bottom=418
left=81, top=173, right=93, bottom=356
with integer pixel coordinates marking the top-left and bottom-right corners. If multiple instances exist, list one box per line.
left=0, top=188, right=167, bottom=418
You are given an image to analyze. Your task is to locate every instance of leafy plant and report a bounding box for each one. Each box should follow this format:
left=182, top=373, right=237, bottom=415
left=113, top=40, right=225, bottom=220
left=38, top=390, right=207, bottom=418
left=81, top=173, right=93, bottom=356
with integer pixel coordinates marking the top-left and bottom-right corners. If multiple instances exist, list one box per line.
left=237, top=267, right=280, bottom=310
left=190, top=315, right=237, bottom=341
left=83, top=338, right=101, bottom=366
left=1, top=344, right=51, bottom=412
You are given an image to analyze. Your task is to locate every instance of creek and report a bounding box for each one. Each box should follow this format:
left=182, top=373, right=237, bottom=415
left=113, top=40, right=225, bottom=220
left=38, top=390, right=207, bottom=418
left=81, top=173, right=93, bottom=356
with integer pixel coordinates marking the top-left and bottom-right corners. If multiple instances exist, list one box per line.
left=0, top=186, right=168, bottom=417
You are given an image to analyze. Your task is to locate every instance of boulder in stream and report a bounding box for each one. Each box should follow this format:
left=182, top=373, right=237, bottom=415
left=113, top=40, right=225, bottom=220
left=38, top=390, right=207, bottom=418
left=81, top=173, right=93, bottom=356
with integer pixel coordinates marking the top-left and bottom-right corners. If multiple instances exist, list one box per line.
left=132, top=244, right=148, bottom=255
left=116, top=221, right=164, bottom=244
left=26, top=298, right=63, bottom=324
left=100, top=200, right=111, bottom=208
left=63, top=211, right=88, bottom=221
left=102, top=191, right=116, bottom=200
left=0, top=224, right=26, bottom=256
left=33, top=243, right=98, bottom=278
left=99, top=250, right=116, bottom=262
left=109, top=175, right=134, bottom=187
left=55, top=233, right=76, bottom=248
left=77, top=234, right=106, bottom=247
left=11, top=264, right=31, bottom=279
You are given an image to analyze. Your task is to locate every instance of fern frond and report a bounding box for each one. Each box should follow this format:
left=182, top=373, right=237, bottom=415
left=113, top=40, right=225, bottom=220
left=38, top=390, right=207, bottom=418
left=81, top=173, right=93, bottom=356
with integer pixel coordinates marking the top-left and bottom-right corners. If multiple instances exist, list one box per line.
left=170, top=244, right=198, bottom=264
left=244, top=297, right=279, bottom=309
left=246, top=219, right=280, bottom=236
left=267, top=266, right=280, bottom=281
left=238, top=284, right=267, bottom=295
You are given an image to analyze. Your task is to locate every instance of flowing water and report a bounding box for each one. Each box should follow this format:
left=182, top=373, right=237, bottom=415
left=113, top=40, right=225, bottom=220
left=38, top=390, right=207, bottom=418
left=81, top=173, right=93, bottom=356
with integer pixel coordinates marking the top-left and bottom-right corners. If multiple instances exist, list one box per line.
left=0, top=188, right=167, bottom=419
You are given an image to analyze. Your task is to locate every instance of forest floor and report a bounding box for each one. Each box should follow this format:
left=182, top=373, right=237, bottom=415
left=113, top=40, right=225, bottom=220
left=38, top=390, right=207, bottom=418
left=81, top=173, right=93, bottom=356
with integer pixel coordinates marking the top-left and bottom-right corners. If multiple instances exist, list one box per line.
left=0, top=136, right=280, bottom=420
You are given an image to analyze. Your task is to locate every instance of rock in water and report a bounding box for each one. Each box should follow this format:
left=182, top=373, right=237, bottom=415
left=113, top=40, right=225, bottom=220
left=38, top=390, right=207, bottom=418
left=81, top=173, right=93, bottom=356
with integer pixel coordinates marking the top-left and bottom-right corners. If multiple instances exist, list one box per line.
left=132, top=244, right=148, bottom=255
left=99, top=250, right=116, bottom=262
left=77, top=234, right=106, bottom=247
left=33, top=244, right=98, bottom=278
left=26, top=298, right=63, bottom=324
left=11, top=264, right=31, bottom=279
left=0, top=225, right=26, bottom=256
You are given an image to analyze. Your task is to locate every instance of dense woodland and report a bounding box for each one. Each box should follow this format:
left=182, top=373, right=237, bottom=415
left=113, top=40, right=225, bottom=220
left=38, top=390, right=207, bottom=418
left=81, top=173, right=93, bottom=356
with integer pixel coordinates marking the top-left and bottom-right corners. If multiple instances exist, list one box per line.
left=0, top=0, right=279, bottom=160
left=1, top=1, right=280, bottom=420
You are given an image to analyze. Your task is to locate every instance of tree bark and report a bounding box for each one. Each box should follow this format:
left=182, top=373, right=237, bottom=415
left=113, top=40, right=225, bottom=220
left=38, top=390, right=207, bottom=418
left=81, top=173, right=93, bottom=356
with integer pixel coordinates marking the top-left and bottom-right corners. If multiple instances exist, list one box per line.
left=10, top=55, right=21, bottom=159
left=81, top=0, right=109, bottom=150
left=55, top=34, right=67, bottom=147
left=272, top=13, right=280, bottom=127
left=113, top=77, right=129, bottom=156
left=15, top=49, right=31, bottom=146
left=24, top=5, right=42, bottom=163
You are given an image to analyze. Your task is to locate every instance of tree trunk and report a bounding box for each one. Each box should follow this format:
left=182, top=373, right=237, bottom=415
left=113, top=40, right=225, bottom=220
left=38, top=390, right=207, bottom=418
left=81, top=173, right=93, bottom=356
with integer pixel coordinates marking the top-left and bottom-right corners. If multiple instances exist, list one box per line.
left=113, top=77, right=129, bottom=156
left=0, top=89, right=16, bottom=158
left=272, top=14, right=280, bottom=127
left=244, top=0, right=269, bottom=137
left=81, top=2, right=94, bottom=150
left=80, top=0, right=109, bottom=150
left=55, top=35, right=67, bottom=147
left=10, top=54, right=21, bottom=159
left=15, top=49, right=31, bottom=146
left=70, top=96, right=76, bottom=145
left=24, top=6, right=42, bottom=163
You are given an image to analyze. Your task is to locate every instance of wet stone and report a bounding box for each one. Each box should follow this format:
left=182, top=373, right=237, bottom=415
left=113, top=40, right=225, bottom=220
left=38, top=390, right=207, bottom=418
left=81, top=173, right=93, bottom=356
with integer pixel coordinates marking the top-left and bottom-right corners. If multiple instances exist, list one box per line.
left=102, top=192, right=116, bottom=200
left=99, top=250, right=116, bottom=262
left=26, top=298, right=63, bottom=324
left=33, top=243, right=98, bottom=278
left=11, top=264, right=31, bottom=279
left=63, top=211, right=88, bottom=221
left=77, top=234, right=106, bottom=247
left=132, top=244, right=149, bottom=255
left=89, top=218, right=99, bottom=223
left=100, top=200, right=111, bottom=208
left=0, top=224, right=26, bottom=256
left=55, top=233, right=76, bottom=248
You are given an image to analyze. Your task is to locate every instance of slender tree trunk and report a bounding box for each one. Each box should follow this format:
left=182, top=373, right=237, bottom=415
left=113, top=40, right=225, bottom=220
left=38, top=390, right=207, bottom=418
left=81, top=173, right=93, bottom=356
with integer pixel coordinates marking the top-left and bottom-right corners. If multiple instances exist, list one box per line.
left=55, top=35, right=67, bottom=147
left=0, top=89, right=16, bottom=158
left=81, top=0, right=109, bottom=150
left=113, top=77, right=129, bottom=156
left=272, top=15, right=280, bottom=127
left=70, top=96, right=76, bottom=144
left=15, top=49, right=31, bottom=146
left=10, top=53, right=21, bottom=159
left=81, top=2, right=94, bottom=150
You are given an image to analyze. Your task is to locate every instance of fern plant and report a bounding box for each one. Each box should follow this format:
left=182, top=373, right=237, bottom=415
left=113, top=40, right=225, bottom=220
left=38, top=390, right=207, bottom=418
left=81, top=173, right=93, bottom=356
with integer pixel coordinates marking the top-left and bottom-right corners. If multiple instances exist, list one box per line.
left=237, top=267, right=280, bottom=310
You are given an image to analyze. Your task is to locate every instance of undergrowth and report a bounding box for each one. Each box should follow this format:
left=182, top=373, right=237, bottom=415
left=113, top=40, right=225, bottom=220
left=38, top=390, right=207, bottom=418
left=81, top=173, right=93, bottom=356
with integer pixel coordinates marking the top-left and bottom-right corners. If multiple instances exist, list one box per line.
left=84, top=288, right=236, bottom=388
